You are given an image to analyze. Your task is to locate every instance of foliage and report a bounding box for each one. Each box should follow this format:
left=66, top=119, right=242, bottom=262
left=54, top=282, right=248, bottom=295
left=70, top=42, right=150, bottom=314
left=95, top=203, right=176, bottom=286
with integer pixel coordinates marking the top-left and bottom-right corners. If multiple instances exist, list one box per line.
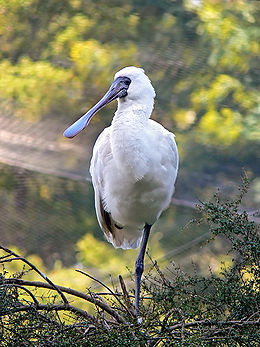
left=0, top=0, right=259, bottom=268
left=0, top=179, right=259, bottom=346
left=77, top=232, right=164, bottom=277
left=0, top=0, right=259, bottom=141
left=0, top=1, right=259, bottom=343
left=0, top=58, right=77, bottom=120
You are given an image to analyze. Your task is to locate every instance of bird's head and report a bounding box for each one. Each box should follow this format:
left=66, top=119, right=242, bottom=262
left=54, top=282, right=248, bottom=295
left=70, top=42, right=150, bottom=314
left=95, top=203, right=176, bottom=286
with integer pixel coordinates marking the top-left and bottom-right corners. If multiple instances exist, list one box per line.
left=63, top=66, right=155, bottom=138
left=114, top=66, right=155, bottom=104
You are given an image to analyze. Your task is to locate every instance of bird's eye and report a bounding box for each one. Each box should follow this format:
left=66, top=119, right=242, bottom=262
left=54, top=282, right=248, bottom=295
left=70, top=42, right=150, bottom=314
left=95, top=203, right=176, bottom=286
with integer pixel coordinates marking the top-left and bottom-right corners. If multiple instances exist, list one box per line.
left=124, top=78, right=131, bottom=86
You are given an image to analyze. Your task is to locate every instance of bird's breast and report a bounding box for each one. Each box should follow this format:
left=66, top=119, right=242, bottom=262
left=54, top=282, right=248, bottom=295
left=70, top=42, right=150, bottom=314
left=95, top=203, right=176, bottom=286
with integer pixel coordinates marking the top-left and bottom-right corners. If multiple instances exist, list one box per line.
left=103, top=162, right=174, bottom=227
left=110, top=119, right=151, bottom=181
left=99, top=112, right=178, bottom=228
left=103, top=128, right=175, bottom=227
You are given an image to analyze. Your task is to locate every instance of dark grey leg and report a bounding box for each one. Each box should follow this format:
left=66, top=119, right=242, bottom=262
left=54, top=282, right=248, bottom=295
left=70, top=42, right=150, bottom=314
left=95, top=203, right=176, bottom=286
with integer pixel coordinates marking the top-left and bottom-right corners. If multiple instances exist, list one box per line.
left=135, top=223, right=152, bottom=314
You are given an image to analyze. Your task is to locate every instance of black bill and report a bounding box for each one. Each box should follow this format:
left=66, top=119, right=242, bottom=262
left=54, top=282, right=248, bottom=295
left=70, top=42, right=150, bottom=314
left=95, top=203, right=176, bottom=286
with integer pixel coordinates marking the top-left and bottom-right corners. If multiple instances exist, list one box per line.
left=63, top=76, right=131, bottom=138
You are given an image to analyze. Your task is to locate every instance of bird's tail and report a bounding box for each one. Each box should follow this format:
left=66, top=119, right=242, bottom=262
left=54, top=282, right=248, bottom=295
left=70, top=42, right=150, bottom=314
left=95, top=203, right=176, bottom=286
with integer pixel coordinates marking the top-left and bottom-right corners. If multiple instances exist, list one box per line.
left=104, top=225, right=143, bottom=250
left=95, top=195, right=143, bottom=249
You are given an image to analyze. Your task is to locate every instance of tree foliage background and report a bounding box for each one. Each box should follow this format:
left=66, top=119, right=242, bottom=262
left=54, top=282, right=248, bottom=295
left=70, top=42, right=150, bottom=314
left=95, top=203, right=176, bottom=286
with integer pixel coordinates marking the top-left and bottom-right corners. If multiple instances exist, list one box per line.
left=0, top=0, right=259, bottom=344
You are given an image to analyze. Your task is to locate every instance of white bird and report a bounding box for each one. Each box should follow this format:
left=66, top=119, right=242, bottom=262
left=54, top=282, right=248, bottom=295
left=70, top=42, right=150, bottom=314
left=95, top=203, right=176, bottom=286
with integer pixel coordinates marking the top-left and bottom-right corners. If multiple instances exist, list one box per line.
left=63, top=66, right=179, bottom=313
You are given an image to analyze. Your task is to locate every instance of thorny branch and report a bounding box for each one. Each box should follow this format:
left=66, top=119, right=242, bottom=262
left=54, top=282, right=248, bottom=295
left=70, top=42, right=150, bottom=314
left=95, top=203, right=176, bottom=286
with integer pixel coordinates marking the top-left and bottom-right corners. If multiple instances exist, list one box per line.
left=0, top=245, right=129, bottom=325
left=76, top=269, right=131, bottom=317
left=169, top=319, right=260, bottom=331
left=2, top=278, right=127, bottom=325
left=5, top=303, right=95, bottom=322
left=0, top=245, right=68, bottom=305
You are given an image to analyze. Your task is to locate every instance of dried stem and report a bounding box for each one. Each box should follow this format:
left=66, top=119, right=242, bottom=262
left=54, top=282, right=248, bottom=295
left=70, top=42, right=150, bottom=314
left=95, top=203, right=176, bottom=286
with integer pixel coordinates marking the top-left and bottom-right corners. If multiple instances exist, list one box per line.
left=119, top=275, right=135, bottom=316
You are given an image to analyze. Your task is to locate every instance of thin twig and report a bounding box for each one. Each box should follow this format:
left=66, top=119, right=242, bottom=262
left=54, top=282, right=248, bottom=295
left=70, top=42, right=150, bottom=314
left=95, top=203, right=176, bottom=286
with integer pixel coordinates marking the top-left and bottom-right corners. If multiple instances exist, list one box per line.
left=147, top=252, right=168, bottom=286
left=86, top=288, right=106, bottom=328
left=1, top=324, right=34, bottom=346
left=2, top=303, right=95, bottom=321
left=0, top=257, right=23, bottom=264
left=3, top=278, right=127, bottom=324
left=4, top=284, right=39, bottom=306
left=95, top=292, right=153, bottom=300
left=0, top=245, right=68, bottom=305
left=0, top=254, right=13, bottom=261
left=119, top=275, right=135, bottom=316
left=76, top=269, right=130, bottom=315
left=170, top=319, right=260, bottom=331
left=95, top=292, right=135, bottom=298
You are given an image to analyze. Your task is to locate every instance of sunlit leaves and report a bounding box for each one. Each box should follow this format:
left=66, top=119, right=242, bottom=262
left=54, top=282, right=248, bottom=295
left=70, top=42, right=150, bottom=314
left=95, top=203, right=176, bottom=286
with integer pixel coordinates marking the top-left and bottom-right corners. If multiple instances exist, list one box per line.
left=0, top=0, right=259, bottom=285
left=160, top=13, right=176, bottom=32
left=198, top=108, right=242, bottom=146
left=0, top=58, right=76, bottom=120
left=192, top=75, right=241, bottom=109
left=196, top=0, right=260, bottom=71
left=77, top=233, right=131, bottom=276
left=51, top=14, right=95, bottom=56
left=191, top=72, right=259, bottom=145
left=0, top=0, right=258, bottom=150
left=77, top=232, right=164, bottom=277
left=191, top=74, right=244, bottom=145
left=0, top=0, right=71, bottom=62
left=70, top=39, right=137, bottom=85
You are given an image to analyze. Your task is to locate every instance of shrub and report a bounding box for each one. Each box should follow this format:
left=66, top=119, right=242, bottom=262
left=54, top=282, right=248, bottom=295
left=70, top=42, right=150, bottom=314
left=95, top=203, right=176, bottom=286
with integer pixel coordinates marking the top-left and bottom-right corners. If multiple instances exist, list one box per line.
left=0, top=177, right=259, bottom=346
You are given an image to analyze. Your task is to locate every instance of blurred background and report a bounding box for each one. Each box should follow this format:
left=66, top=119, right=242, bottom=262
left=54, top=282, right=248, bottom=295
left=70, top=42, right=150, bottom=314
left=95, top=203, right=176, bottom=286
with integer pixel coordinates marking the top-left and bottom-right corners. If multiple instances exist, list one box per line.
left=0, top=0, right=259, bottom=289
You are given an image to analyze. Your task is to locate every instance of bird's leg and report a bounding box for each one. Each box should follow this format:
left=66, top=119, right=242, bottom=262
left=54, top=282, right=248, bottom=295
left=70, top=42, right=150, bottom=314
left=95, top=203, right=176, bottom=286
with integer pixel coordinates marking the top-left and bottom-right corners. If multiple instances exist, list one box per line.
left=135, top=223, right=152, bottom=315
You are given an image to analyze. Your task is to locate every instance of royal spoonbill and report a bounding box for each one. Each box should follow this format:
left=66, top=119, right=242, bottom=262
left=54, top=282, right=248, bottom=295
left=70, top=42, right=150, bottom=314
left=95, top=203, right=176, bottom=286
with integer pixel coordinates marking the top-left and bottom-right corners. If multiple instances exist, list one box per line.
left=63, top=66, right=179, bottom=313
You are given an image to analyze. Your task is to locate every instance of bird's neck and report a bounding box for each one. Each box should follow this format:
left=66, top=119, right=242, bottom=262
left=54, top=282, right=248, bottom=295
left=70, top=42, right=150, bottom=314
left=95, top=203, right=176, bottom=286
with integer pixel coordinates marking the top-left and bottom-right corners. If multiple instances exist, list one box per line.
left=110, top=101, right=153, bottom=181
left=117, top=95, right=154, bottom=118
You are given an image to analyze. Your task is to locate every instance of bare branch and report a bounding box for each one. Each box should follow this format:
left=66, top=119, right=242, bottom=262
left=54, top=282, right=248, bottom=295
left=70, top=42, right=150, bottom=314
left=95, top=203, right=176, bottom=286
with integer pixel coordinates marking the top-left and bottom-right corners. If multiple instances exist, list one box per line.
left=95, top=292, right=135, bottom=298
left=0, top=245, right=68, bottom=305
left=0, top=254, right=13, bottom=261
left=0, top=257, right=23, bottom=264
left=2, top=278, right=127, bottom=324
left=76, top=269, right=130, bottom=316
left=4, top=284, right=39, bottom=306
left=2, top=303, right=95, bottom=321
left=119, top=275, right=135, bottom=316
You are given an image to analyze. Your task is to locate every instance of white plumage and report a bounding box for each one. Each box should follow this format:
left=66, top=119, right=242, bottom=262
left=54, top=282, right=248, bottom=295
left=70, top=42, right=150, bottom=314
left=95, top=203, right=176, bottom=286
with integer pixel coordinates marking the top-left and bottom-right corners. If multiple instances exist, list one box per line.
left=90, top=70, right=178, bottom=248
left=64, top=66, right=179, bottom=312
